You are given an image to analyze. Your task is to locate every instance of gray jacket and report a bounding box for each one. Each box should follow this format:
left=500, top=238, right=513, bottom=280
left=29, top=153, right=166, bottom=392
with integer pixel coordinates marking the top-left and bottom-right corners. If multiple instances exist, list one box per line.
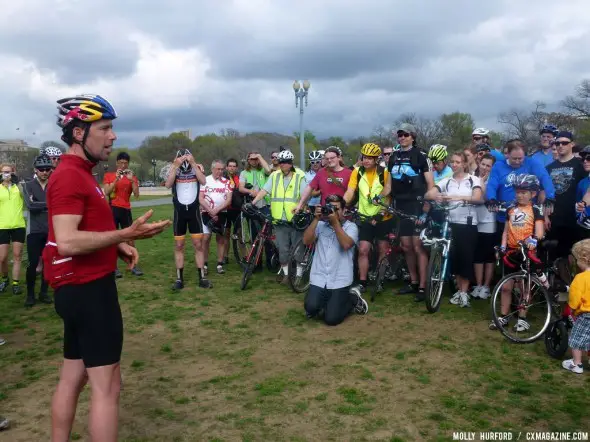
left=22, top=178, right=48, bottom=234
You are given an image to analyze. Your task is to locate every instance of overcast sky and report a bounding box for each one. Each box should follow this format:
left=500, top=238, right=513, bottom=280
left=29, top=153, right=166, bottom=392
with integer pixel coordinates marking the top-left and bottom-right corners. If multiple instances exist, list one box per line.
left=2, top=0, right=589, bottom=148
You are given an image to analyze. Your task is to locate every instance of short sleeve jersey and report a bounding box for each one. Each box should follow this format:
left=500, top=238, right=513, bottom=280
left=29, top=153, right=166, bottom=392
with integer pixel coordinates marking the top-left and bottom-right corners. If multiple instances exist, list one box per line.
left=102, top=171, right=138, bottom=209
left=506, top=204, right=544, bottom=249
left=173, top=167, right=200, bottom=207
left=44, top=155, right=117, bottom=288
left=200, top=175, right=232, bottom=212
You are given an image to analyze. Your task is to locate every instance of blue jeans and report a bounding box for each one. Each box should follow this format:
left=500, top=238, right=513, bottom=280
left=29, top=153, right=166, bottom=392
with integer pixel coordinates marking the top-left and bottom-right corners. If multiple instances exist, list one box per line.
left=304, top=284, right=353, bottom=326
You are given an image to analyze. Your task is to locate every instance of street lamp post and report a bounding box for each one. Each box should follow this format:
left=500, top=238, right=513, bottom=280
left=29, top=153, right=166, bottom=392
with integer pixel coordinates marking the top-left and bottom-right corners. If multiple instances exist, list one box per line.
left=151, top=159, right=157, bottom=185
left=293, top=80, right=311, bottom=170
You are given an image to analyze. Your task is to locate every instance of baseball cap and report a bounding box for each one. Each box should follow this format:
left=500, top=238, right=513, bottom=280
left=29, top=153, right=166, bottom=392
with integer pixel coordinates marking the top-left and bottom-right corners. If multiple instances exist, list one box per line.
left=397, top=123, right=417, bottom=134
left=556, top=131, right=574, bottom=141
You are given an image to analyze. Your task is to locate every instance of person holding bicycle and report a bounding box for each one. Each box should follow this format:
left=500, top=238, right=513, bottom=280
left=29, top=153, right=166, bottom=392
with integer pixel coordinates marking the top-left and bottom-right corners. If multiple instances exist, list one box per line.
left=249, top=150, right=307, bottom=284
left=303, top=194, right=368, bottom=325
left=491, top=174, right=545, bottom=332
left=343, top=143, right=392, bottom=291
left=425, top=152, right=482, bottom=308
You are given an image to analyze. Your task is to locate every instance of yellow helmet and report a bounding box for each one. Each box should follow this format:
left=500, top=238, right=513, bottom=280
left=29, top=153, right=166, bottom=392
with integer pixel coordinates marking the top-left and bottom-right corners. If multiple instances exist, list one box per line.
left=361, top=143, right=381, bottom=157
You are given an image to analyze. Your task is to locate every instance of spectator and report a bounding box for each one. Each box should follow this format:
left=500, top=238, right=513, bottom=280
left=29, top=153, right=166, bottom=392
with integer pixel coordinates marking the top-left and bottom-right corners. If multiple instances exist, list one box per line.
left=0, top=163, right=26, bottom=295
left=303, top=195, right=367, bottom=325
left=102, top=152, right=142, bottom=277
left=305, top=151, right=323, bottom=211
left=531, top=124, right=559, bottom=167
left=223, top=158, right=241, bottom=264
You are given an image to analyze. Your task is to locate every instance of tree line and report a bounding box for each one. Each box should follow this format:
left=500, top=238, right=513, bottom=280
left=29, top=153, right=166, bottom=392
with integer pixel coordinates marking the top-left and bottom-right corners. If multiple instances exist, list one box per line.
left=30, top=79, right=590, bottom=182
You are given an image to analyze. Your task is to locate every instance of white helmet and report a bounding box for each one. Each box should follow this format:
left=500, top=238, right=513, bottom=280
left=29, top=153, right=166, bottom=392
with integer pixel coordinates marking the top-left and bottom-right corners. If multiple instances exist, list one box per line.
left=44, top=146, right=63, bottom=158
left=318, top=150, right=325, bottom=157
left=472, top=128, right=489, bottom=136
left=277, top=150, right=295, bottom=162
left=308, top=151, right=323, bottom=161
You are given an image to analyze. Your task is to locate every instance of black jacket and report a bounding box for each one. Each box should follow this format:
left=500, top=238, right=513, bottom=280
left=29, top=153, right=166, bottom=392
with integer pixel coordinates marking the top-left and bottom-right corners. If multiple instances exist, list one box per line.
left=22, top=178, right=48, bottom=234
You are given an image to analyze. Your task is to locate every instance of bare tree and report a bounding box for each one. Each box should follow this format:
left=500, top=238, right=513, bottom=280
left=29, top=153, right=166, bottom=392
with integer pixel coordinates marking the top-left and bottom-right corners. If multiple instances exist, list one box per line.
left=561, top=79, right=590, bottom=119
left=392, top=113, right=442, bottom=149
left=497, top=102, right=544, bottom=147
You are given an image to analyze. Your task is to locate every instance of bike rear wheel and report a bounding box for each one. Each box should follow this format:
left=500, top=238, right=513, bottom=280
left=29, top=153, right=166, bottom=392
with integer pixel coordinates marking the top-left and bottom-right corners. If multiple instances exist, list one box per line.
left=266, top=240, right=280, bottom=273
left=233, top=213, right=256, bottom=270
left=241, top=237, right=262, bottom=290
left=544, top=319, right=569, bottom=359
left=490, top=273, right=553, bottom=343
left=425, top=245, right=445, bottom=313
left=371, top=257, right=390, bottom=302
left=288, top=239, right=314, bottom=293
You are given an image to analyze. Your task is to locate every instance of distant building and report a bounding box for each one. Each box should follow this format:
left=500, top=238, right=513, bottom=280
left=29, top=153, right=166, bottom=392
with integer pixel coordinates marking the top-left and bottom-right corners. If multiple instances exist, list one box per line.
left=178, top=129, right=192, bottom=139
left=0, top=139, right=36, bottom=152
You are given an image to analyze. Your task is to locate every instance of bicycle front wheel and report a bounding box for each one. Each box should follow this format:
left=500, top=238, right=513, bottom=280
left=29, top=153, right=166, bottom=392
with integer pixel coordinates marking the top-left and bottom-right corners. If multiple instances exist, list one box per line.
left=490, top=273, right=553, bottom=344
left=425, top=245, right=445, bottom=313
left=288, top=239, right=313, bottom=293
left=241, top=237, right=262, bottom=290
left=371, top=257, right=390, bottom=302
left=544, top=319, right=569, bottom=359
left=233, top=213, right=256, bottom=270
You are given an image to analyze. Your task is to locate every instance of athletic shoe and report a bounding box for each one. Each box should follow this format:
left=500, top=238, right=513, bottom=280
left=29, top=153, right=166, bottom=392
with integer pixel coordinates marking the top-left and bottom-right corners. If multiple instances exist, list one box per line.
left=562, top=359, right=583, bottom=374
left=350, top=286, right=368, bottom=315
left=514, top=318, right=530, bottom=332
left=459, top=292, right=470, bottom=308
left=12, top=285, right=21, bottom=296
left=172, top=280, right=184, bottom=291
left=24, top=296, right=35, bottom=308
left=203, top=265, right=208, bottom=276
left=0, top=337, right=5, bottom=346
left=131, top=267, right=144, bottom=276
left=199, top=279, right=213, bottom=289
left=414, top=288, right=426, bottom=302
left=470, top=286, right=483, bottom=299
left=489, top=316, right=509, bottom=330
left=216, top=265, right=225, bottom=274
left=449, top=291, right=462, bottom=305
left=479, top=286, right=491, bottom=300
left=0, top=415, right=10, bottom=430
left=0, top=281, right=7, bottom=293
left=398, top=283, right=418, bottom=295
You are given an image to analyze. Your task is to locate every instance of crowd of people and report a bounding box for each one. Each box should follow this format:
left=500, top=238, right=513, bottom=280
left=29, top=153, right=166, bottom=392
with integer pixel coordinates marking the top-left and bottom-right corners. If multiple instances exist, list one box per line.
left=1, top=94, right=589, bottom=439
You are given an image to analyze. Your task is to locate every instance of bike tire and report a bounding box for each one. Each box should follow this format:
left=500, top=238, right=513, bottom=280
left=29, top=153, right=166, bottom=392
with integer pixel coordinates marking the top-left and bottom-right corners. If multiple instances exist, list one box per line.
left=233, top=214, right=256, bottom=270
left=490, top=273, right=553, bottom=344
left=425, top=245, right=445, bottom=313
left=241, top=238, right=262, bottom=290
left=265, top=240, right=280, bottom=273
left=371, top=257, right=390, bottom=302
left=544, top=319, right=569, bottom=359
left=288, top=240, right=313, bottom=294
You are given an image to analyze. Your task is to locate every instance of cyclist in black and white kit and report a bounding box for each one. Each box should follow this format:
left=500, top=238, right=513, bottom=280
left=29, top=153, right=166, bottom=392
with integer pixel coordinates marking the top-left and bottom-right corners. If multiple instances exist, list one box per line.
left=165, top=149, right=211, bottom=290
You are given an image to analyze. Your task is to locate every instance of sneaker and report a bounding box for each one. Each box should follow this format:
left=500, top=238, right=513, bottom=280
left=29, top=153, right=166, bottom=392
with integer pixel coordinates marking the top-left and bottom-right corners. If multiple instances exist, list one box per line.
left=24, top=296, right=35, bottom=308
left=0, top=415, right=9, bottom=430
left=114, top=268, right=123, bottom=279
left=203, top=265, right=208, bottom=276
left=12, top=285, right=21, bottom=296
left=131, top=267, right=144, bottom=276
left=479, top=286, right=491, bottom=300
left=449, top=291, right=462, bottom=305
left=459, top=292, right=470, bottom=308
left=514, top=318, right=530, bottom=332
left=216, top=265, right=225, bottom=274
left=276, top=271, right=285, bottom=283
left=470, top=286, right=483, bottom=299
left=489, top=316, right=509, bottom=330
left=0, top=337, right=5, bottom=346
left=172, top=279, right=184, bottom=291
left=199, top=279, right=213, bottom=289
left=414, top=288, right=426, bottom=302
left=38, top=293, right=52, bottom=304
left=0, top=281, right=7, bottom=293
left=398, top=283, right=418, bottom=295
left=350, top=286, right=368, bottom=315
left=562, top=359, right=584, bottom=374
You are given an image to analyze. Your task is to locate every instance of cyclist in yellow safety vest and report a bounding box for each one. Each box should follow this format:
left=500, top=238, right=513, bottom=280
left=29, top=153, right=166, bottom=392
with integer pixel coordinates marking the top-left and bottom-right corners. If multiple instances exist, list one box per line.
left=249, top=150, right=307, bottom=285
left=343, top=143, right=392, bottom=291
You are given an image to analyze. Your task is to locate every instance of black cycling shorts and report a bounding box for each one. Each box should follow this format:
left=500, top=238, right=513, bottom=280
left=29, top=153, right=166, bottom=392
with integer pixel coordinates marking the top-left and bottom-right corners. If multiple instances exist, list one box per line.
left=395, top=200, right=423, bottom=237
left=173, top=204, right=204, bottom=239
left=0, top=228, right=26, bottom=244
left=54, top=274, right=123, bottom=368
left=358, top=218, right=394, bottom=243
left=111, top=206, right=133, bottom=229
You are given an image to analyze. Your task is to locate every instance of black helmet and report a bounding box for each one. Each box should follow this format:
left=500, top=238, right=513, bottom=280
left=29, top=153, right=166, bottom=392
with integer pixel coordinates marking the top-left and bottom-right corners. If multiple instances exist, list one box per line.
left=513, top=174, right=540, bottom=191
left=207, top=218, right=225, bottom=235
left=33, top=154, right=53, bottom=169
left=292, top=212, right=313, bottom=231
left=176, top=148, right=192, bottom=173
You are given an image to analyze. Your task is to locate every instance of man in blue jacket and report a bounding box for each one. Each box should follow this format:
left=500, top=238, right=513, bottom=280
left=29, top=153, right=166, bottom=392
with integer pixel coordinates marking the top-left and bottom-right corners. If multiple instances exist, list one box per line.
left=486, top=139, right=555, bottom=229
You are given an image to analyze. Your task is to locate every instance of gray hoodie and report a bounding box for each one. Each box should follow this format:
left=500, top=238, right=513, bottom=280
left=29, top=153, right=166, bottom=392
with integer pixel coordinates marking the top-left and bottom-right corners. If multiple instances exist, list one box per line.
left=22, top=178, right=48, bottom=234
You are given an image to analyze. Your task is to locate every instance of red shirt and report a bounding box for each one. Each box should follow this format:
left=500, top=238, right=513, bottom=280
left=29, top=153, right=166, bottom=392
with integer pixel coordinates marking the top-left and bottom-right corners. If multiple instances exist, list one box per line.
left=43, top=155, right=117, bottom=288
left=309, top=167, right=352, bottom=205
left=103, top=171, right=138, bottom=209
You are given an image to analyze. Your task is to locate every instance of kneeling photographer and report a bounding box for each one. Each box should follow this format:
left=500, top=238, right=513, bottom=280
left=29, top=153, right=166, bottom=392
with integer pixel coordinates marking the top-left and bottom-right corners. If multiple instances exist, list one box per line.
left=303, top=195, right=368, bottom=326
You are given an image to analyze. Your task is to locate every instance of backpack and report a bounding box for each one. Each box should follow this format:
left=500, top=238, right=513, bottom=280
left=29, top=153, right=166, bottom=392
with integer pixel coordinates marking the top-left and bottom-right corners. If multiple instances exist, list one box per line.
left=390, top=147, right=426, bottom=195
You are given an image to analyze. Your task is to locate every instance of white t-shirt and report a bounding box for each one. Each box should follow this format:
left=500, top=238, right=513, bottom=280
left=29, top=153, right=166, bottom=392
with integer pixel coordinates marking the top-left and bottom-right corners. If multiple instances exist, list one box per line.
left=436, top=174, right=481, bottom=225
left=200, top=175, right=231, bottom=212
left=476, top=177, right=496, bottom=233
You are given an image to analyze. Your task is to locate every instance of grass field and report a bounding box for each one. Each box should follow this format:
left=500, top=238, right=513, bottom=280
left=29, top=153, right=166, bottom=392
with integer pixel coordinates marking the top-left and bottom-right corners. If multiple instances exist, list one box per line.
left=1, top=204, right=589, bottom=441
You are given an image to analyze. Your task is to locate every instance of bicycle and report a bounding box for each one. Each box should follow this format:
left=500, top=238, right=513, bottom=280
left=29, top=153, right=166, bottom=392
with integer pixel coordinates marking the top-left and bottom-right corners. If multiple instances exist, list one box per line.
left=239, top=206, right=280, bottom=290
left=232, top=187, right=257, bottom=269
left=490, top=240, right=558, bottom=344
left=369, top=202, right=415, bottom=302
left=420, top=200, right=476, bottom=313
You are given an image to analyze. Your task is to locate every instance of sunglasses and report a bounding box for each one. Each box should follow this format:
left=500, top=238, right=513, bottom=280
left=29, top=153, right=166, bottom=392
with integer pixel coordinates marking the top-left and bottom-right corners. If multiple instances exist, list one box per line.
left=397, top=133, right=411, bottom=138
left=279, top=160, right=292, bottom=165
left=310, top=160, right=321, bottom=165
left=581, top=156, right=590, bottom=162
left=383, top=152, right=392, bottom=156
left=271, top=156, right=278, bottom=160
left=554, top=141, right=571, bottom=147
left=37, top=168, right=52, bottom=172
